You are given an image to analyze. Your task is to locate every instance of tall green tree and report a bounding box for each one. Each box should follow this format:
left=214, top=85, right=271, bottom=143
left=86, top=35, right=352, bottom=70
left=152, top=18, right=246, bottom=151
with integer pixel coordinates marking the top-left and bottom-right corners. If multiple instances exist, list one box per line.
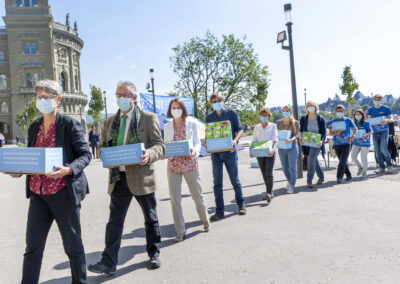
left=170, top=31, right=269, bottom=118
left=16, top=98, right=39, bottom=139
left=87, top=85, right=104, bottom=129
left=339, top=65, right=359, bottom=116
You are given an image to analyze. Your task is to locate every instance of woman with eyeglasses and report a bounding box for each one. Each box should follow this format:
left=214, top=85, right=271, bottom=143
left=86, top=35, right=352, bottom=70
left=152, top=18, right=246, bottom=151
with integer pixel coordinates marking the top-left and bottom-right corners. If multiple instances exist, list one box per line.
left=11, top=79, right=91, bottom=284
left=351, top=109, right=372, bottom=179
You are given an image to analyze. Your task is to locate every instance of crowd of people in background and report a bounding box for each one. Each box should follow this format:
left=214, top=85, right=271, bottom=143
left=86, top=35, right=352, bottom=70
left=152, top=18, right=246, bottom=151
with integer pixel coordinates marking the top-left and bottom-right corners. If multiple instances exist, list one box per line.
left=5, top=78, right=399, bottom=284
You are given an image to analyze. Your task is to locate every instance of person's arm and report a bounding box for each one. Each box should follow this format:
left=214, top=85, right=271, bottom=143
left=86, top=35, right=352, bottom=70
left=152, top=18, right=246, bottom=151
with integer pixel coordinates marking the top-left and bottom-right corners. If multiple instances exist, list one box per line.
left=232, top=111, right=243, bottom=148
left=191, top=120, right=201, bottom=157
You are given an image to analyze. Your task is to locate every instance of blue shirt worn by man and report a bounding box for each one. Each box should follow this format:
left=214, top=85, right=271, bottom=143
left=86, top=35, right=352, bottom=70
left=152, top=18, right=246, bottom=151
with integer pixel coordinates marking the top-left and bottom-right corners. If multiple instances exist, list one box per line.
left=206, top=108, right=242, bottom=139
left=354, top=121, right=371, bottom=147
left=328, top=117, right=355, bottom=146
left=367, top=105, right=392, bottom=133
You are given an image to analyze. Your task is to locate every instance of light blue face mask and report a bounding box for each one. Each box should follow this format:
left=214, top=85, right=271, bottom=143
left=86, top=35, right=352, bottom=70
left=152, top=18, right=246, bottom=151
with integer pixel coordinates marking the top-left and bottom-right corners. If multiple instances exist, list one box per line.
left=36, top=99, right=55, bottom=114
left=336, top=112, right=344, bottom=118
left=213, top=102, right=223, bottom=111
left=117, top=97, right=132, bottom=112
left=282, top=112, right=290, bottom=118
left=373, top=100, right=381, bottom=106
left=355, top=115, right=362, bottom=121
left=260, top=116, right=269, bottom=123
left=307, top=106, right=315, bottom=113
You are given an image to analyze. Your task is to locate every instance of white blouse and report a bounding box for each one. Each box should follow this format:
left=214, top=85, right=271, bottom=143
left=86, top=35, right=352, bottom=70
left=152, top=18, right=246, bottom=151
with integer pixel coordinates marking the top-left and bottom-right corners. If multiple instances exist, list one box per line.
left=252, top=123, right=278, bottom=143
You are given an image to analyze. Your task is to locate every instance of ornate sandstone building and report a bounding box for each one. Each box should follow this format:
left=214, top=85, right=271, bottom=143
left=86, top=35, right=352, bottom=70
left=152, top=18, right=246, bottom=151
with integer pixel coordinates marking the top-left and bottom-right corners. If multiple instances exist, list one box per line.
left=0, top=0, right=87, bottom=142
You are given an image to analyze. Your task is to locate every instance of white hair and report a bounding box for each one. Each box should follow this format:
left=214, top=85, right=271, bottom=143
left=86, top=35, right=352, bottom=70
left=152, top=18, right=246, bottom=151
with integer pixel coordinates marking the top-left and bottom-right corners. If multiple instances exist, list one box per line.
left=117, top=81, right=137, bottom=97
left=35, top=79, right=62, bottom=96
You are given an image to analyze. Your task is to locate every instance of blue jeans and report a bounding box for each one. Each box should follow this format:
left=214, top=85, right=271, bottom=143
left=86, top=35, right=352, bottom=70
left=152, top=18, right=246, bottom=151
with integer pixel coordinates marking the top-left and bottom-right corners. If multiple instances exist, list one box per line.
left=307, top=147, right=324, bottom=182
left=372, top=132, right=393, bottom=168
left=211, top=150, right=244, bottom=212
left=278, top=144, right=299, bottom=187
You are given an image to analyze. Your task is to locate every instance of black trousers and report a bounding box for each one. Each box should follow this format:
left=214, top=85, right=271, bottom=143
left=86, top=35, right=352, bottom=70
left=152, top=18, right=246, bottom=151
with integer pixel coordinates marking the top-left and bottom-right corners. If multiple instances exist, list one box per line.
left=335, top=144, right=352, bottom=179
left=101, top=173, right=161, bottom=268
left=22, top=187, right=86, bottom=284
left=257, top=155, right=276, bottom=194
left=91, top=146, right=97, bottom=159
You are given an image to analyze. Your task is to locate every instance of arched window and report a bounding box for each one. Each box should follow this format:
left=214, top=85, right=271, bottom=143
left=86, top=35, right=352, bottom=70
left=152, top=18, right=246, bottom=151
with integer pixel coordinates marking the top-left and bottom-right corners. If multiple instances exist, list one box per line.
left=0, top=51, right=4, bottom=62
left=60, top=72, right=66, bottom=91
left=16, top=0, right=22, bottom=7
left=26, top=73, right=33, bottom=88
left=1, top=102, right=8, bottom=114
left=0, top=75, right=7, bottom=89
left=75, top=75, right=79, bottom=91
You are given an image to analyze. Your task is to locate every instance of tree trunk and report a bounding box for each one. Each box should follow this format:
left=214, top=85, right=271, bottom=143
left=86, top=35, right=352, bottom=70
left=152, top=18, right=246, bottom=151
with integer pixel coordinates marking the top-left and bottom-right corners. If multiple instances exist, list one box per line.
left=348, top=101, right=352, bottom=118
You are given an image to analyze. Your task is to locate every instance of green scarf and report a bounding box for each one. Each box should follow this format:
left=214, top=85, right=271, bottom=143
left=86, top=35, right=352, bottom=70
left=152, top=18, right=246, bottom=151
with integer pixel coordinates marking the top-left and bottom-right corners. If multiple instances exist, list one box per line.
left=108, top=105, right=142, bottom=184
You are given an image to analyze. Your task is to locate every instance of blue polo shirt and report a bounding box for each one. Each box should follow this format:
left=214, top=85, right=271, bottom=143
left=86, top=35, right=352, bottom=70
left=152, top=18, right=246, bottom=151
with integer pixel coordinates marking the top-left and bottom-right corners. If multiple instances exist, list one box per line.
left=354, top=121, right=371, bottom=147
left=206, top=108, right=242, bottom=138
left=328, top=117, right=355, bottom=146
left=367, top=105, right=392, bottom=133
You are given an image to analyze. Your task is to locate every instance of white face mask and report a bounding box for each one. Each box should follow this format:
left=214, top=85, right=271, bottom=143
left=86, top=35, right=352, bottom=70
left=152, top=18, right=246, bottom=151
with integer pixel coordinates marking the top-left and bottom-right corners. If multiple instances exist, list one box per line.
left=171, top=109, right=182, bottom=118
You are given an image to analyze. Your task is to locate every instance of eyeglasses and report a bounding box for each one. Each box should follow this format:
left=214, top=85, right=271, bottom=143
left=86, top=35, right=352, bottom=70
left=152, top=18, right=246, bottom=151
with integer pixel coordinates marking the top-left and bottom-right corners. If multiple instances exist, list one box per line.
left=116, top=93, right=133, bottom=99
left=211, top=99, right=222, bottom=104
left=37, top=94, right=56, bottom=100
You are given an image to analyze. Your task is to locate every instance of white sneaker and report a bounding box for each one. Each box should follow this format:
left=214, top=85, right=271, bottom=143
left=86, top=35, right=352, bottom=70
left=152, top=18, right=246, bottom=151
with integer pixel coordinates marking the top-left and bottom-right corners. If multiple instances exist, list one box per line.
left=386, top=166, right=394, bottom=174
left=375, top=168, right=385, bottom=174
left=356, top=167, right=363, bottom=176
left=361, top=172, right=368, bottom=179
left=286, top=185, right=294, bottom=194
left=286, top=181, right=290, bottom=189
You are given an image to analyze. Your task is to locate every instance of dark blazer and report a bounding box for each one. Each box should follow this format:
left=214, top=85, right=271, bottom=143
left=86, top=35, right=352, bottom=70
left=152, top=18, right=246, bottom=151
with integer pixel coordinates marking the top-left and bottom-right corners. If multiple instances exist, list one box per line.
left=299, top=114, right=327, bottom=156
left=89, top=130, right=100, bottom=146
left=25, top=113, right=92, bottom=205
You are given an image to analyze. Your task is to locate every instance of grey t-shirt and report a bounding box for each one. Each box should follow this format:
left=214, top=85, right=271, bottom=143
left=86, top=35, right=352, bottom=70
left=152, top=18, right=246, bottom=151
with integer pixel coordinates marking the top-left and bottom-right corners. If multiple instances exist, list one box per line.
left=307, top=118, right=319, bottom=133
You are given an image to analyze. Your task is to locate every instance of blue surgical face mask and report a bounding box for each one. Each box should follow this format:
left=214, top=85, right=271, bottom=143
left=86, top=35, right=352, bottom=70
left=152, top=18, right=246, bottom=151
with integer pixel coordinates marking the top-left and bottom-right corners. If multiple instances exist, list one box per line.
left=36, top=99, right=55, bottom=114
left=260, top=116, right=269, bottom=123
left=307, top=106, right=315, bottom=113
left=213, top=102, right=223, bottom=111
left=282, top=111, right=290, bottom=118
left=373, top=100, right=381, bottom=106
left=117, top=97, right=132, bottom=112
left=355, top=115, right=362, bottom=121
left=336, top=112, right=344, bottom=118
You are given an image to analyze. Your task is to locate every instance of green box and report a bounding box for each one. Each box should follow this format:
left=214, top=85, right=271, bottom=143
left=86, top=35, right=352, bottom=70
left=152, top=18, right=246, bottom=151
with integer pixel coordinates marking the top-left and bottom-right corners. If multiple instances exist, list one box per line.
left=302, top=132, right=321, bottom=148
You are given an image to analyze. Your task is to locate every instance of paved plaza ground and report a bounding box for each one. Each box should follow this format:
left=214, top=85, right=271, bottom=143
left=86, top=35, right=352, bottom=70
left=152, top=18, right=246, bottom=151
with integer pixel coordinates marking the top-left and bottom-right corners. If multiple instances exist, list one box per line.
left=1, top=140, right=400, bottom=284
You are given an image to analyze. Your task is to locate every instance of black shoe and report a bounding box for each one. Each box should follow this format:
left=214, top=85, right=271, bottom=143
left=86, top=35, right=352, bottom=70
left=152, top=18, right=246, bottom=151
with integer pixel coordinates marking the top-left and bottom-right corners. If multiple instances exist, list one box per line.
left=307, top=181, right=314, bottom=188
left=337, top=178, right=342, bottom=184
left=88, top=262, right=116, bottom=275
left=346, top=176, right=352, bottom=182
left=263, top=193, right=273, bottom=202
left=210, top=212, right=225, bottom=222
left=147, top=256, right=161, bottom=270
left=238, top=204, right=246, bottom=215
left=317, top=178, right=324, bottom=185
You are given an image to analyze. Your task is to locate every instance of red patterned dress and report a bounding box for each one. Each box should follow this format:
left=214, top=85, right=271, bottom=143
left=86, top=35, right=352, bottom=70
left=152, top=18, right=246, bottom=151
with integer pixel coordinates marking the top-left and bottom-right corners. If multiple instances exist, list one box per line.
left=29, top=120, right=67, bottom=195
left=167, top=120, right=199, bottom=174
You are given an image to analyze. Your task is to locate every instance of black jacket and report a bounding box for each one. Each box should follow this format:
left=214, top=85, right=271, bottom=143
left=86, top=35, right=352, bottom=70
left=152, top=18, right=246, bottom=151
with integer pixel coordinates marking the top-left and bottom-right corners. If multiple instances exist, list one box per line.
left=25, top=113, right=92, bottom=204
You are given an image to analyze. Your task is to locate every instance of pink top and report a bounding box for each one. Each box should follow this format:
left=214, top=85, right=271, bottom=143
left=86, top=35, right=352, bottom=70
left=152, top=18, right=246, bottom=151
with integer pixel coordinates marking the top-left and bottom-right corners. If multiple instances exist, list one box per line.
left=29, top=120, right=67, bottom=195
left=167, top=120, right=199, bottom=174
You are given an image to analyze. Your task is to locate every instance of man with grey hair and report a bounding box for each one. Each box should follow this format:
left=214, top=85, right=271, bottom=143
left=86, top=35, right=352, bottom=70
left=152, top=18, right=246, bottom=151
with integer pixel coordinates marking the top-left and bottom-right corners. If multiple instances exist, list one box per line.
left=88, top=81, right=165, bottom=274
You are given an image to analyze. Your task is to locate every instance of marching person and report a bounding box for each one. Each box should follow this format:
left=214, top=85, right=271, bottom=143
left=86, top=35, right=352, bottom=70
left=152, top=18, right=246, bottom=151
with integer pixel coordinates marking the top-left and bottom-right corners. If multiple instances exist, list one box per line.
left=88, top=125, right=100, bottom=159
left=299, top=101, right=326, bottom=188
left=205, top=92, right=246, bottom=221
left=351, top=109, right=373, bottom=179
left=276, top=105, right=300, bottom=194
left=367, top=94, right=394, bottom=174
left=12, top=79, right=91, bottom=284
left=164, top=99, right=210, bottom=242
left=88, top=81, right=165, bottom=274
left=251, top=108, right=278, bottom=202
left=328, top=104, right=357, bottom=184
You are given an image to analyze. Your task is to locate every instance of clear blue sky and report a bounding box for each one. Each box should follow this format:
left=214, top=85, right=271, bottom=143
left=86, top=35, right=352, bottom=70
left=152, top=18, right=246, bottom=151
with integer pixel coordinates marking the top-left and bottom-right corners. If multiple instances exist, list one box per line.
left=1, top=0, right=399, bottom=114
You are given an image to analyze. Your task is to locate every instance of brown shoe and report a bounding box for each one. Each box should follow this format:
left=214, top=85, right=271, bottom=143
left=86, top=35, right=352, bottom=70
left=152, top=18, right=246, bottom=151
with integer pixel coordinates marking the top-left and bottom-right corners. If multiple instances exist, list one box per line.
left=210, top=212, right=224, bottom=222
left=307, top=181, right=314, bottom=188
left=317, top=178, right=324, bottom=185
left=238, top=205, right=246, bottom=215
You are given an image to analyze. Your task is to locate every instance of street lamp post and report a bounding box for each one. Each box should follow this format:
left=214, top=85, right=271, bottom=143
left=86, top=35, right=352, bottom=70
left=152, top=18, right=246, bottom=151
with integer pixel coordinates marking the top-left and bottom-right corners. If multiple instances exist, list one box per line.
left=103, top=90, right=108, bottom=118
left=146, top=68, right=156, bottom=113
left=304, top=88, right=307, bottom=106
left=277, top=3, right=303, bottom=178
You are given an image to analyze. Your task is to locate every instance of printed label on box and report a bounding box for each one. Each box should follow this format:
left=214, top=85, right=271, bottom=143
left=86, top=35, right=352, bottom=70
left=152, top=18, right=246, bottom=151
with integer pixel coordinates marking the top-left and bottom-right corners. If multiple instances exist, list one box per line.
left=250, top=141, right=273, bottom=157
left=332, top=121, right=346, bottom=130
left=206, top=137, right=233, bottom=152
left=278, top=130, right=292, bottom=140
left=368, top=116, right=386, bottom=125
left=164, top=140, right=192, bottom=157
left=101, top=143, right=144, bottom=168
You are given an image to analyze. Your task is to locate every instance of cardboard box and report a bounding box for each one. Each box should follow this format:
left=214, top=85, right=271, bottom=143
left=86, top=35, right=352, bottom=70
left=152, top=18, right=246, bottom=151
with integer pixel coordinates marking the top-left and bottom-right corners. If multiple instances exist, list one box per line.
left=205, top=121, right=234, bottom=153
left=250, top=141, right=273, bottom=157
left=278, top=130, right=292, bottom=140
left=164, top=140, right=192, bottom=157
left=368, top=116, right=386, bottom=125
left=332, top=121, right=346, bottom=130
left=0, top=147, right=63, bottom=174
left=302, top=132, right=322, bottom=148
left=101, top=143, right=144, bottom=168
left=355, top=129, right=365, bottom=139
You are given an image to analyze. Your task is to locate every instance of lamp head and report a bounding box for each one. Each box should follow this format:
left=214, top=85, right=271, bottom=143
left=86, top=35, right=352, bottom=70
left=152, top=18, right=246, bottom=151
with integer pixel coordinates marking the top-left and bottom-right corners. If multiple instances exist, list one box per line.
left=149, top=68, right=154, bottom=80
left=284, top=3, right=292, bottom=23
left=277, top=31, right=287, bottom=44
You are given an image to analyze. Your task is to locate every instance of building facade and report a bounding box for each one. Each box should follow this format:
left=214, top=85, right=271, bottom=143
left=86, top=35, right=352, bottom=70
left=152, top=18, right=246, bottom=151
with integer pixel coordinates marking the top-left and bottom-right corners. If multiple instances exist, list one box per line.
left=0, top=0, right=87, bottom=143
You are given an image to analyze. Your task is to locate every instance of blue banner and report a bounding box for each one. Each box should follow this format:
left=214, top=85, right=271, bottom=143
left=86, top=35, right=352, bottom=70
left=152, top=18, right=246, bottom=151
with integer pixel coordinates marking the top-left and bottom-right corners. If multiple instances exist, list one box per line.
left=140, top=93, right=194, bottom=115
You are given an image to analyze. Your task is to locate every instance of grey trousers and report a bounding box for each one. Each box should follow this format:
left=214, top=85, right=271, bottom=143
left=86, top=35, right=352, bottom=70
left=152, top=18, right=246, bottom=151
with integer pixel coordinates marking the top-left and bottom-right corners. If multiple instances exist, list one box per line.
left=167, top=170, right=209, bottom=234
left=351, top=145, right=370, bottom=174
